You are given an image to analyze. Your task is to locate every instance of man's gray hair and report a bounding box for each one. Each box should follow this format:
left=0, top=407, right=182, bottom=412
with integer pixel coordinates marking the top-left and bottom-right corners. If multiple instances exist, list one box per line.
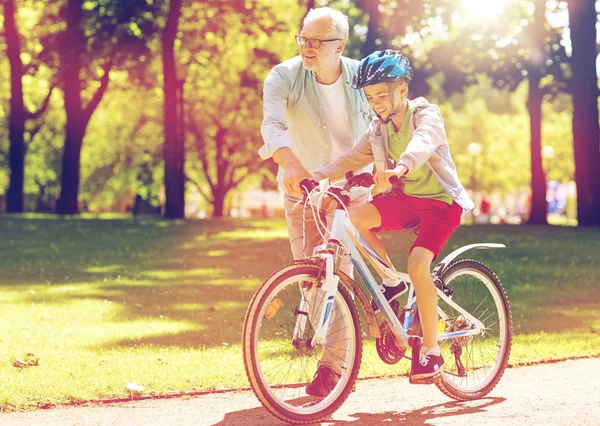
left=304, top=7, right=349, bottom=41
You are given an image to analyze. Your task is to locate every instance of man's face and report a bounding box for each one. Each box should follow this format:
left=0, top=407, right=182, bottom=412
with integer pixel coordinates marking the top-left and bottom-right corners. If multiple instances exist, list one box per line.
left=299, top=17, right=343, bottom=74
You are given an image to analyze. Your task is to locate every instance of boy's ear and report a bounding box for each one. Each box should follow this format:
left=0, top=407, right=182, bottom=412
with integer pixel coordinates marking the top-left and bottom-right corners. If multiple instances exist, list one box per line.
left=400, top=81, right=408, bottom=96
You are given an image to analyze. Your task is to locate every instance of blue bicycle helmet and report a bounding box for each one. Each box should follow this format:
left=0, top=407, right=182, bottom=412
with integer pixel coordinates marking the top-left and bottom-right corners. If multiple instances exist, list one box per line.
left=351, top=50, right=413, bottom=90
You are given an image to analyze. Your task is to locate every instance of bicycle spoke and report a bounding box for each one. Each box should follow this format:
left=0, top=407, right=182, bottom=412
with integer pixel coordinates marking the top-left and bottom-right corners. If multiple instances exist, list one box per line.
left=437, top=262, right=511, bottom=398
left=246, top=268, right=360, bottom=415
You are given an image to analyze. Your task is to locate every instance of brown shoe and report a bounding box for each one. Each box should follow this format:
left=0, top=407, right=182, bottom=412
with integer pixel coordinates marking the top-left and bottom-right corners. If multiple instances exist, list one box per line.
left=306, top=366, right=340, bottom=397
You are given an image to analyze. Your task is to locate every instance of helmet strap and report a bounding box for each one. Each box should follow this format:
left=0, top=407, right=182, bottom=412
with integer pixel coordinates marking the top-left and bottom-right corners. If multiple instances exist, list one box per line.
left=375, top=82, right=405, bottom=127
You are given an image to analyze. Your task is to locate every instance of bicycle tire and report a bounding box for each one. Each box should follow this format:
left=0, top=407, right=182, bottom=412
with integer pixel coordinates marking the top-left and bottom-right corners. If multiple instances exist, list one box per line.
left=436, top=259, right=513, bottom=400
left=243, top=262, right=363, bottom=424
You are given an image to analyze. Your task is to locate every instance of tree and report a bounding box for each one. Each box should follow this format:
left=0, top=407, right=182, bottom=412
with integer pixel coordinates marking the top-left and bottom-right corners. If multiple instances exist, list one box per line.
left=3, top=0, right=54, bottom=213
left=566, top=0, right=600, bottom=225
left=355, top=0, right=388, bottom=57
left=186, top=78, right=269, bottom=217
left=423, top=0, right=569, bottom=224
left=523, top=0, right=550, bottom=224
left=300, top=0, right=316, bottom=29
left=341, top=0, right=445, bottom=95
left=55, top=0, right=163, bottom=214
left=180, top=0, right=294, bottom=216
left=162, top=0, right=184, bottom=219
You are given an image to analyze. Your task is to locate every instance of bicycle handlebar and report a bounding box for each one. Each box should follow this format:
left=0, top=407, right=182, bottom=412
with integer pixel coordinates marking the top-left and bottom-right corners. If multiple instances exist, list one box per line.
left=299, top=178, right=319, bottom=194
left=300, top=171, right=400, bottom=196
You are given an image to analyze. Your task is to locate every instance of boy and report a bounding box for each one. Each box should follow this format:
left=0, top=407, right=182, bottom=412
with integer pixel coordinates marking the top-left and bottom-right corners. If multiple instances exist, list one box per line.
left=313, top=50, right=474, bottom=381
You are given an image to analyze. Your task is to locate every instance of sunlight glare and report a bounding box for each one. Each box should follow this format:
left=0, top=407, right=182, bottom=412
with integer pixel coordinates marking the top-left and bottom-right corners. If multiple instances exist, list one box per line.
left=463, top=0, right=507, bottom=22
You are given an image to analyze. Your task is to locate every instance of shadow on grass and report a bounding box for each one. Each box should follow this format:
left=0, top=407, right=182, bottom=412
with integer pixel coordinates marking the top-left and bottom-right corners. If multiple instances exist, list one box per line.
left=0, top=216, right=291, bottom=285
left=215, top=396, right=506, bottom=425
left=2, top=216, right=600, bottom=350
left=12, top=282, right=255, bottom=348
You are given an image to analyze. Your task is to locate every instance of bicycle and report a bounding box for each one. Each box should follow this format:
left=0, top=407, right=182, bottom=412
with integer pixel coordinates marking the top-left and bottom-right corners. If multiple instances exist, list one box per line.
left=242, top=172, right=513, bottom=424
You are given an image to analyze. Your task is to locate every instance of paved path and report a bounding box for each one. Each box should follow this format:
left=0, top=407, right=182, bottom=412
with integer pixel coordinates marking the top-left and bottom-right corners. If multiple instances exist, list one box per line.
left=3, top=358, right=600, bottom=425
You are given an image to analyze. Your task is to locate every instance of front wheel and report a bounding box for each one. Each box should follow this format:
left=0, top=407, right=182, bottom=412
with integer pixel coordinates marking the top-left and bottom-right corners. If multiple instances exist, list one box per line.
left=242, top=262, right=363, bottom=424
left=436, top=259, right=513, bottom=400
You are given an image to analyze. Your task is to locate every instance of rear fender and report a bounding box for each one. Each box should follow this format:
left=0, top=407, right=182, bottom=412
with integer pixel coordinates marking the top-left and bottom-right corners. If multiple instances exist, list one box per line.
left=432, top=243, right=505, bottom=277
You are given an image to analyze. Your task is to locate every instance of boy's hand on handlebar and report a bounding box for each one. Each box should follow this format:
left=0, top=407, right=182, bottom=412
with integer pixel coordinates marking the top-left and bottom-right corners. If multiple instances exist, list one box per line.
left=374, top=165, right=408, bottom=187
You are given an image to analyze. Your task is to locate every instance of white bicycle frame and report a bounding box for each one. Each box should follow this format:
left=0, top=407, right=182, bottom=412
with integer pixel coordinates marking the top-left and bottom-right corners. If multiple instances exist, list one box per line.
left=292, top=182, right=505, bottom=350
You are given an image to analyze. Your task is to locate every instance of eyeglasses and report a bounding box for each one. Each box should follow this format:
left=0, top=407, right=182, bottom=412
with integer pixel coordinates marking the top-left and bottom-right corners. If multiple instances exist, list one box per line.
left=295, top=35, right=342, bottom=49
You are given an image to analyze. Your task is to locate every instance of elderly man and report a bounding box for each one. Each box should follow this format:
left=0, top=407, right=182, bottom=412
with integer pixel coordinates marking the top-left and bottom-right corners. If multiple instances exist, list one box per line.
left=258, top=7, right=372, bottom=397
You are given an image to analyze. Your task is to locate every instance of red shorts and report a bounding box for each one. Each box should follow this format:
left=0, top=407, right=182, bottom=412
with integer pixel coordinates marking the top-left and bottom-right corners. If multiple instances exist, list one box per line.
left=370, top=190, right=462, bottom=259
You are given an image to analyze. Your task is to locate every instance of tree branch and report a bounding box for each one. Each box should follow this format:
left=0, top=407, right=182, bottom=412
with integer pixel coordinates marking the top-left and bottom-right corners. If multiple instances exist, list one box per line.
left=185, top=174, right=212, bottom=202
left=231, top=159, right=262, bottom=188
left=83, top=60, right=113, bottom=123
left=21, top=62, right=36, bottom=75
left=27, top=83, right=56, bottom=120
left=198, top=141, right=215, bottom=192
left=187, top=115, right=216, bottom=192
left=25, top=122, right=43, bottom=147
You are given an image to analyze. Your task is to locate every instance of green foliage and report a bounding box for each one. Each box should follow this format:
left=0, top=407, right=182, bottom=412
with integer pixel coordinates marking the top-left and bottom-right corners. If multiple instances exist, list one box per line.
left=440, top=77, right=574, bottom=193
left=180, top=0, right=301, bottom=215
left=80, top=73, right=164, bottom=212
left=0, top=0, right=588, bottom=215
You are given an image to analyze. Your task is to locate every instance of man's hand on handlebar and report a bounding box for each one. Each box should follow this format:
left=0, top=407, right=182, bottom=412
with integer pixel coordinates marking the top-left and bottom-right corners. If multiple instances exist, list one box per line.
left=299, top=178, right=319, bottom=194
left=284, top=165, right=312, bottom=196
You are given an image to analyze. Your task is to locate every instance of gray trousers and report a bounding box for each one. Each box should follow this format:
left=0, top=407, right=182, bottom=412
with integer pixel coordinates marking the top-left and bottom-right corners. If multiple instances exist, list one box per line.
left=284, top=192, right=368, bottom=375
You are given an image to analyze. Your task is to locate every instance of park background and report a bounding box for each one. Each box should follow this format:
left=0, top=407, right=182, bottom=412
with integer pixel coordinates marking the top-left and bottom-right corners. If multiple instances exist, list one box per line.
left=0, top=0, right=599, bottom=413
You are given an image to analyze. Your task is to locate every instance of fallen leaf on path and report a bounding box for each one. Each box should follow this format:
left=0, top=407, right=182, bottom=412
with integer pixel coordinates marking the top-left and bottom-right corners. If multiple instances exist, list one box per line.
left=125, top=382, right=146, bottom=392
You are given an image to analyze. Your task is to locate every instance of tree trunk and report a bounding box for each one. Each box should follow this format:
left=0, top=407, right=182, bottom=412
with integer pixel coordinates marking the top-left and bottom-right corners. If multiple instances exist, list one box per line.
left=56, top=0, right=111, bottom=215
left=524, top=0, right=548, bottom=225
left=300, top=0, right=315, bottom=30
left=212, top=188, right=226, bottom=217
left=358, top=0, right=385, bottom=57
left=4, top=0, right=26, bottom=213
left=56, top=0, right=85, bottom=215
left=162, top=0, right=185, bottom=219
left=567, top=0, right=600, bottom=225
left=527, top=77, right=547, bottom=224
left=56, top=125, right=85, bottom=214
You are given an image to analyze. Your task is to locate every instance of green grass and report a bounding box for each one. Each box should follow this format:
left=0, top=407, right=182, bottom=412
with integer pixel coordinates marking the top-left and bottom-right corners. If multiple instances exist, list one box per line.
left=0, top=215, right=599, bottom=411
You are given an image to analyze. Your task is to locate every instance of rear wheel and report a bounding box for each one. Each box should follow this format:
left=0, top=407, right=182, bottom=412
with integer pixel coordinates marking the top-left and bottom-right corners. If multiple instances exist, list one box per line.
left=243, top=263, right=362, bottom=424
left=436, top=259, right=513, bottom=400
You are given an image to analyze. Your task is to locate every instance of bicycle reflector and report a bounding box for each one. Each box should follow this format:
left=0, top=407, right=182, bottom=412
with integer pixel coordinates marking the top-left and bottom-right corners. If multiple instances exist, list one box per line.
left=265, top=298, right=281, bottom=319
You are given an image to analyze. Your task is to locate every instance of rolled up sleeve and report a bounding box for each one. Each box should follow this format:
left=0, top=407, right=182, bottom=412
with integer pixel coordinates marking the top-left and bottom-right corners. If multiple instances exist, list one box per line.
left=258, top=68, right=292, bottom=160
left=399, top=105, right=446, bottom=173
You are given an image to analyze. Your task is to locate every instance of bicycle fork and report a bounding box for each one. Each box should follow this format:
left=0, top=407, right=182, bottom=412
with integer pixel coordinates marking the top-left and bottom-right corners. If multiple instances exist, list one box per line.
left=292, top=255, right=339, bottom=349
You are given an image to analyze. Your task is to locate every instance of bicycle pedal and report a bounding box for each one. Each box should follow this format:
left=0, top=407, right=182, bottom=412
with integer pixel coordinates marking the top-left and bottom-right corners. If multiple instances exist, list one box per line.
left=409, top=374, right=442, bottom=385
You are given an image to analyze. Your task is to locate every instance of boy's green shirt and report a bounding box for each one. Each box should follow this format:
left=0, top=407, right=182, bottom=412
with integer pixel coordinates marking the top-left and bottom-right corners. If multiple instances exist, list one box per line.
left=387, top=106, right=453, bottom=205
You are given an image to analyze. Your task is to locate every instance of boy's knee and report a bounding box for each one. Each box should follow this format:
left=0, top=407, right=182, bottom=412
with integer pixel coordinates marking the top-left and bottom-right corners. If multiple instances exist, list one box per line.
left=408, top=249, right=434, bottom=282
left=349, top=208, right=368, bottom=230
left=349, top=205, right=380, bottom=231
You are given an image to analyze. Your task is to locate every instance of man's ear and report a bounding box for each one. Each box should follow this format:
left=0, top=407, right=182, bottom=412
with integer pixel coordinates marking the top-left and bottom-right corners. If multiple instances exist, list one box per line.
left=336, top=40, right=345, bottom=53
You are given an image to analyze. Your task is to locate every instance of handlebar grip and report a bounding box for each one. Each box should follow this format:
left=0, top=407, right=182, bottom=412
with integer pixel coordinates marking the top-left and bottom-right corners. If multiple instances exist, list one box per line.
left=389, top=175, right=399, bottom=185
left=299, top=178, right=318, bottom=193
